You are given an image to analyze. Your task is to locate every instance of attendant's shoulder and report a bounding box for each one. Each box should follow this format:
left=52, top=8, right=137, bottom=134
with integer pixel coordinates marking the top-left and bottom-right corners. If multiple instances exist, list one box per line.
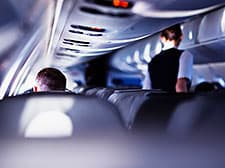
left=181, top=50, right=193, bottom=57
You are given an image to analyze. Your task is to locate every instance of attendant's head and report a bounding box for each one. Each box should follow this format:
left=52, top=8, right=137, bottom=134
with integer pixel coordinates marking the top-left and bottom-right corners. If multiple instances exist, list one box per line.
left=34, top=67, right=66, bottom=92
left=160, top=24, right=183, bottom=47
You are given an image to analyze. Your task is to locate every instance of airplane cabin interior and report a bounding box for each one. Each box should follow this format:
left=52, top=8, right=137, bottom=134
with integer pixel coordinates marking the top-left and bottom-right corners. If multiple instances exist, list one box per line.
left=0, top=0, right=225, bottom=167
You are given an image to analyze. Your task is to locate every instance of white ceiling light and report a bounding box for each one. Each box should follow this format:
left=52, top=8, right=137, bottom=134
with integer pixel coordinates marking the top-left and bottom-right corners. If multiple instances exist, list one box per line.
left=221, top=9, right=225, bottom=33
left=126, top=55, right=133, bottom=64
left=136, top=64, right=147, bottom=71
left=155, top=42, right=162, bottom=55
left=134, top=50, right=142, bottom=63
left=188, top=31, right=193, bottom=40
left=143, top=43, right=151, bottom=63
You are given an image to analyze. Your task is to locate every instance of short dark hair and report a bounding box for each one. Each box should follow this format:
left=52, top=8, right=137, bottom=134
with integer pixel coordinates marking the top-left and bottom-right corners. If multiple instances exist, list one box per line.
left=36, top=67, right=66, bottom=91
left=161, top=24, right=183, bottom=45
left=195, top=82, right=215, bottom=93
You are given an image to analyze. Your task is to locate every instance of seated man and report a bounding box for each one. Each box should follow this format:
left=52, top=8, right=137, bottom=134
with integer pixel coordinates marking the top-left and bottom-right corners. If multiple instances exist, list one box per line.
left=24, top=67, right=66, bottom=93
left=33, top=67, right=66, bottom=92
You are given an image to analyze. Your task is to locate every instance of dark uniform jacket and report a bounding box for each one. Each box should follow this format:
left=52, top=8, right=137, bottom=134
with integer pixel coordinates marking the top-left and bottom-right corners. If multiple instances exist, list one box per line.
left=148, top=48, right=183, bottom=92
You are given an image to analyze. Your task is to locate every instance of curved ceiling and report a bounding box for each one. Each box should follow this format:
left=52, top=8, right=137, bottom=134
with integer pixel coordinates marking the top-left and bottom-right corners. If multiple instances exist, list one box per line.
left=0, top=0, right=224, bottom=68
left=52, top=0, right=225, bottom=68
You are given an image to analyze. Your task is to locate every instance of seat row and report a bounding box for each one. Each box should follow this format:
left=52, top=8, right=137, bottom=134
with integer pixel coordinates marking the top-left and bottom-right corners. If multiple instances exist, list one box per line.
left=77, top=86, right=225, bottom=136
left=1, top=89, right=225, bottom=138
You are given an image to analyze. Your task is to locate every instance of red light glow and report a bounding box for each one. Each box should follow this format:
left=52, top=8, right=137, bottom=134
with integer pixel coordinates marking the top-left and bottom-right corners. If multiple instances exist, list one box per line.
left=120, top=1, right=128, bottom=8
left=91, top=27, right=102, bottom=31
left=113, top=0, right=120, bottom=7
left=113, top=0, right=129, bottom=8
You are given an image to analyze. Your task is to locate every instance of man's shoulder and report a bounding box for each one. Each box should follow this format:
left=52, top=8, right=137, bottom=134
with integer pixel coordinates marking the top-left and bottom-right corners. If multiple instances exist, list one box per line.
left=23, top=88, right=34, bottom=94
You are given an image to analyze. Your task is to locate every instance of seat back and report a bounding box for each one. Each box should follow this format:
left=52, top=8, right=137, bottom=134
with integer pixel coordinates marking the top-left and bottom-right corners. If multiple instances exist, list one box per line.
left=96, top=88, right=115, bottom=100
left=108, top=90, right=161, bottom=127
left=0, top=92, right=124, bottom=138
left=132, top=93, right=195, bottom=132
left=168, top=91, right=225, bottom=136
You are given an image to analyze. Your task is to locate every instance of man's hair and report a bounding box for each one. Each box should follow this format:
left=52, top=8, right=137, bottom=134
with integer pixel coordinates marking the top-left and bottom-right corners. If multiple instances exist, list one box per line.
left=36, top=67, right=66, bottom=91
left=161, top=24, right=183, bottom=45
left=194, top=82, right=215, bottom=93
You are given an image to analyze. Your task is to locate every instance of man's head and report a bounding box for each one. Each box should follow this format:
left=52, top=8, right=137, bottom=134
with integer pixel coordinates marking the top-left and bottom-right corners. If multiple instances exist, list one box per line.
left=160, top=24, right=183, bottom=47
left=34, top=67, right=66, bottom=92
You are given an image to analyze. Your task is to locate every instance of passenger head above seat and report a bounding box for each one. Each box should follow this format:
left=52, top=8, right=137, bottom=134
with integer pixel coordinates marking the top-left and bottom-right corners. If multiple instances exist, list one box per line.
left=34, top=67, right=66, bottom=92
left=194, top=82, right=217, bottom=93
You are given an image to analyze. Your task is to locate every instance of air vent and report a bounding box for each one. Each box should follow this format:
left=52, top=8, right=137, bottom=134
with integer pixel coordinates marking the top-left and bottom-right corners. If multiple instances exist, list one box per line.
left=80, top=6, right=134, bottom=17
left=63, top=41, right=74, bottom=45
left=56, top=53, right=78, bottom=58
left=59, top=47, right=80, bottom=53
left=68, top=30, right=84, bottom=35
left=84, top=0, right=134, bottom=9
left=69, top=30, right=103, bottom=36
left=64, top=39, right=90, bottom=44
left=71, top=24, right=106, bottom=32
left=63, top=39, right=92, bottom=47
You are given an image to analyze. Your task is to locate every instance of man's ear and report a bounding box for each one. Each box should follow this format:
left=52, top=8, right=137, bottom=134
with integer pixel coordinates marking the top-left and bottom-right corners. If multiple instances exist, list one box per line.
left=33, top=86, right=38, bottom=92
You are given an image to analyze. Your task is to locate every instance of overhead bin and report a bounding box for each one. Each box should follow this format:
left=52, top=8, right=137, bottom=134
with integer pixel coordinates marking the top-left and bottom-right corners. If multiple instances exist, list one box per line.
left=198, top=7, right=225, bottom=43
left=179, top=17, right=202, bottom=48
left=180, top=6, right=225, bottom=48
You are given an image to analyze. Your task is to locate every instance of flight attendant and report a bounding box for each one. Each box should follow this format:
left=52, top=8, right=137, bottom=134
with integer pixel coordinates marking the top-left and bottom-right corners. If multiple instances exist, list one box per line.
left=144, top=24, right=193, bottom=93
